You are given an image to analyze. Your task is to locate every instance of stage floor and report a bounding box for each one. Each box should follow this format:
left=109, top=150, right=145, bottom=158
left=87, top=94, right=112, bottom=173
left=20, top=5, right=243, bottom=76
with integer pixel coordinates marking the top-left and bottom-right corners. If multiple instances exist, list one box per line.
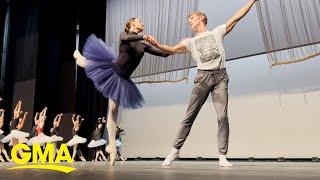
left=0, top=161, right=320, bottom=180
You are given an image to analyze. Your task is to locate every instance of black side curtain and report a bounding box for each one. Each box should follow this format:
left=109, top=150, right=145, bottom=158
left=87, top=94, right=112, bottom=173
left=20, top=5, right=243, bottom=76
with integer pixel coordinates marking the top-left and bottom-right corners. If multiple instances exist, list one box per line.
left=0, top=0, right=107, bottom=158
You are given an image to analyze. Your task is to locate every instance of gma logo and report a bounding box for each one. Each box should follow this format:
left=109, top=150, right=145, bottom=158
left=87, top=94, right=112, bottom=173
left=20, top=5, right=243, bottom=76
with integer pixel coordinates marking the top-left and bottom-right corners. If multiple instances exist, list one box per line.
left=8, top=143, right=76, bottom=173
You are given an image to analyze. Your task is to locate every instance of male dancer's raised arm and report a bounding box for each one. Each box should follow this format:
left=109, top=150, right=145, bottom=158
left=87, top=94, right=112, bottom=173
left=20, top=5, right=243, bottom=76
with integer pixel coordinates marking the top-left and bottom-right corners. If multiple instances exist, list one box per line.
left=226, top=0, right=257, bottom=34
left=145, top=38, right=187, bottom=55
left=146, top=0, right=258, bottom=53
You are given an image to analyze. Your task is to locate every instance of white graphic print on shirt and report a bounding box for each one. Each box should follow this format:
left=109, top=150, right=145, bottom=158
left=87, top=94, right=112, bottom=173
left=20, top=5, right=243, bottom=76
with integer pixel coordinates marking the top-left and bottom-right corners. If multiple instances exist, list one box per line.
left=194, top=34, right=220, bottom=63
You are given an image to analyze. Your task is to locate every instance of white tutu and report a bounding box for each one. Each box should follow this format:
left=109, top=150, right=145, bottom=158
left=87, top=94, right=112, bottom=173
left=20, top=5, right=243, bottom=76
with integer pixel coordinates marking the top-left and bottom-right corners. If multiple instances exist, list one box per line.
left=1, top=130, right=30, bottom=143
left=66, top=135, right=87, bottom=146
left=87, top=139, right=106, bottom=148
left=116, top=139, right=122, bottom=147
left=0, top=134, right=5, bottom=141
left=27, top=133, right=53, bottom=146
left=19, top=137, right=29, bottom=144
left=8, top=137, right=28, bottom=146
left=0, top=129, right=4, bottom=141
left=51, top=135, right=64, bottom=142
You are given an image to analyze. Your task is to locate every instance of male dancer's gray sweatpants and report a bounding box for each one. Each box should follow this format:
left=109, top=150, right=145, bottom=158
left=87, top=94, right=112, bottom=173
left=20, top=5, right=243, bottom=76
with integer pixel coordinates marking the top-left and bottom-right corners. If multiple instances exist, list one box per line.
left=173, top=68, right=229, bottom=155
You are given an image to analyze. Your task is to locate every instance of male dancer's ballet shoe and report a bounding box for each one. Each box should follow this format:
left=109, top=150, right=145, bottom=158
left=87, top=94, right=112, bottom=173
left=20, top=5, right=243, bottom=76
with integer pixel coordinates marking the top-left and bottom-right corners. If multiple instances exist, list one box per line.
left=162, top=148, right=179, bottom=166
left=105, top=145, right=116, bottom=166
left=219, top=155, right=233, bottom=167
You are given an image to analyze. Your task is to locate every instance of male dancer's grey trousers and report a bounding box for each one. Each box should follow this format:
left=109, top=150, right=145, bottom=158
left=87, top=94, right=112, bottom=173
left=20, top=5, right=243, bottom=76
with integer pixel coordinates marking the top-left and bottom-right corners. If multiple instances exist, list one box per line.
left=173, top=68, right=229, bottom=155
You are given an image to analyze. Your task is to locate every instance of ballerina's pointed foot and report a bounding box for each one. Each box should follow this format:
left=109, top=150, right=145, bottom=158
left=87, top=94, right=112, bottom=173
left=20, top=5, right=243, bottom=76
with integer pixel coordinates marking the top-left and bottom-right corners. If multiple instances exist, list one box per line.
left=105, top=145, right=116, bottom=166
left=73, top=50, right=82, bottom=60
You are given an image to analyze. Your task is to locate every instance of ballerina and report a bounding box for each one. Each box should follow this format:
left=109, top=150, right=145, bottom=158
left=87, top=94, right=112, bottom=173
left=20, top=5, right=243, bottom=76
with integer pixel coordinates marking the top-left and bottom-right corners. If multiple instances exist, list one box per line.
left=0, top=109, right=10, bottom=162
left=1, top=100, right=29, bottom=157
left=66, top=114, right=86, bottom=161
left=50, top=113, right=64, bottom=158
left=73, top=17, right=169, bottom=166
left=27, top=107, right=53, bottom=146
left=88, top=117, right=107, bottom=161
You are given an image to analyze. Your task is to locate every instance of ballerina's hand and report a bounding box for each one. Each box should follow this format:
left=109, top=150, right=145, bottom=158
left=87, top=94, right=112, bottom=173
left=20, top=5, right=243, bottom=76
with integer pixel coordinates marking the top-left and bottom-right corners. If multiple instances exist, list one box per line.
left=143, top=35, right=153, bottom=43
left=145, top=36, right=159, bottom=46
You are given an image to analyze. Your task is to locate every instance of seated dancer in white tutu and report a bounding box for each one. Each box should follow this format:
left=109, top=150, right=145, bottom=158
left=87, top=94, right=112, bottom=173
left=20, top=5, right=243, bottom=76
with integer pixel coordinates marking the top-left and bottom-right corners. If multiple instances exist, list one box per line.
left=27, top=107, right=53, bottom=146
left=66, top=114, right=86, bottom=161
left=1, top=100, right=29, bottom=157
left=73, top=17, right=170, bottom=166
left=88, top=117, right=107, bottom=161
left=0, top=109, right=11, bottom=162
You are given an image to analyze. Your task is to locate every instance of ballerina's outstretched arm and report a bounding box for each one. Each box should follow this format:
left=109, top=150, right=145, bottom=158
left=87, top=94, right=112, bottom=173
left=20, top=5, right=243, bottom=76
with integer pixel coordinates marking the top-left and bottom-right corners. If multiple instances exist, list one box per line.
left=13, top=100, right=22, bottom=119
left=72, top=114, right=76, bottom=126
left=17, top=112, right=28, bottom=130
left=0, top=109, right=4, bottom=129
left=79, top=117, right=84, bottom=128
left=120, top=32, right=145, bottom=42
left=57, top=113, right=63, bottom=127
left=39, top=107, right=48, bottom=125
left=34, top=112, right=39, bottom=125
left=144, top=43, right=171, bottom=58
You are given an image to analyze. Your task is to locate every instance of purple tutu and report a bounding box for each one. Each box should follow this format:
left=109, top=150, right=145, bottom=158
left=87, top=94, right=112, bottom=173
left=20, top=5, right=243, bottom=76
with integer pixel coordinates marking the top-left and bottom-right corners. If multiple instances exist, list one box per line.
left=82, top=34, right=144, bottom=109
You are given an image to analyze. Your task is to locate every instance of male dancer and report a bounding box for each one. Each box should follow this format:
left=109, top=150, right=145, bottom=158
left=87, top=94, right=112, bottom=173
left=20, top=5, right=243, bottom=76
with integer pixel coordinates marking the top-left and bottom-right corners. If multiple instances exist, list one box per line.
left=146, top=0, right=258, bottom=167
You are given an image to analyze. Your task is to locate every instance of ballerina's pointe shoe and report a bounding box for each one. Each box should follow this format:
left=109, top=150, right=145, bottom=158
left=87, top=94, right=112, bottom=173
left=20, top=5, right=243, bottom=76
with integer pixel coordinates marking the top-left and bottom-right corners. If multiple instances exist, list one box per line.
left=105, top=145, right=116, bottom=166
left=73, top=50, right=81, bottom=60
left=73, top=50, right=88, bottom=67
